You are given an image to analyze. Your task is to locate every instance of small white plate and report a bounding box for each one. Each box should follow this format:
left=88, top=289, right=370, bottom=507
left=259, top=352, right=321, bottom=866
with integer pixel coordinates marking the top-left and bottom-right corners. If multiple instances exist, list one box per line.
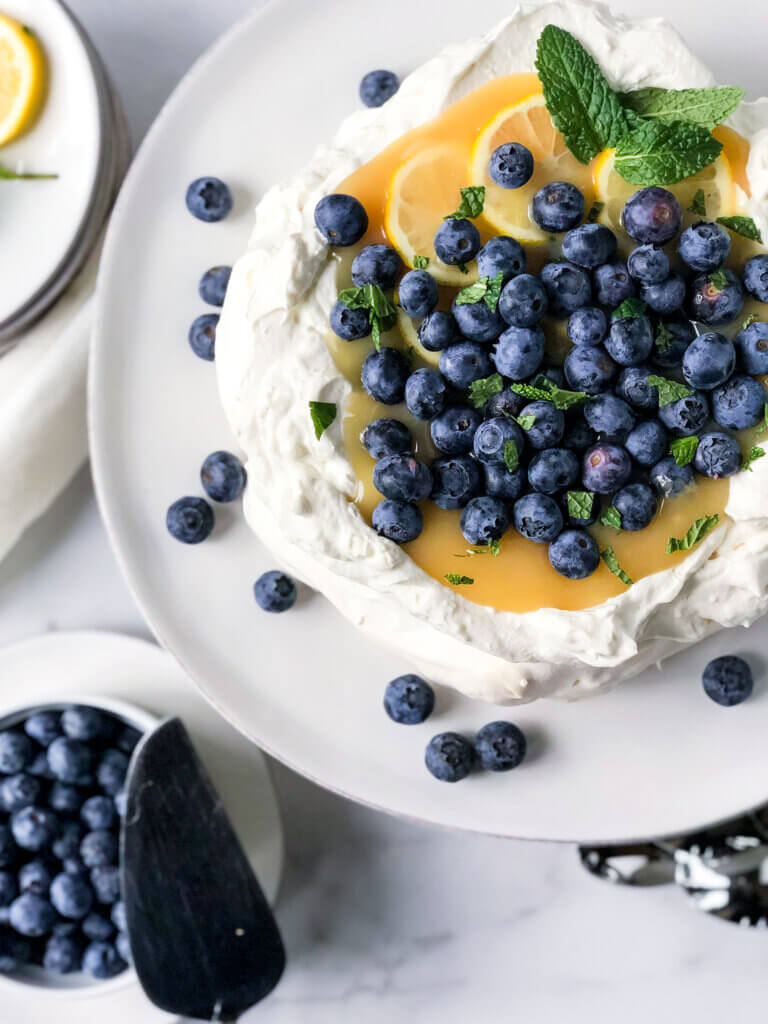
left=91, top=0, right=768, bottom=843
left=0, top=631, right=283, bottom=1024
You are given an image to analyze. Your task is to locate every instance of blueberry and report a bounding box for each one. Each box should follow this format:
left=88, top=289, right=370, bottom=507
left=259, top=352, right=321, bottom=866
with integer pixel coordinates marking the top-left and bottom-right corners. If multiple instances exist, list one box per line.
left=351, top=245, right=401, bottom=288
left=472, top=417, right=525, bottom=465
left=649, top=456, right=695, bottom=498
left=682, top=331, right=735, bottom=390
left=652, top=317, right=696, bottom=369
left=398, top=270, right=438, bottom=318
left=361, top=348, right=409, bottom=404
left=330, top=300, right=370, bottom=341
left=383, top=675, right=435, bottom=725
left=82, top=912, right=115, bottom=942
left=359, top=69, right=399, bottom=107
left=531, top=182, right=585, bottom=232
left=19, top=860, right=52, bottom=896
left=11, top=807, right=58, bottom=852
left=418, top=311, right=460, bottom=352
left=625, top=419, right=668, bottom=467
left=519, top=400, right=564, bottom=450
left=605, top=315, right=654, bottom=367
left=489, top=142, right=534, bottom=189
left=185, top=177, right=232, bottom=222
left=528, top=448, right=579, bottom=495
left=540, top=262, right=592, bottom=316
left=744, top=254, right=768, bottom=302
left=735, top=321, right=768, bottom=375
left=460, top=497, right=509, bottom=545
left=564, top=345, right=617, bottom=395
left=492, top=326, right=545, bottom=380
left=627, top=245, right=669, bottom=284
left=0, top=873, right=16, bottom=907
left=90, top=866, right=121, bottom=906
left=96, top=750, right=128, bottom=797
left=24, top=711, right=61, bottom=748
left=373, top=454, right=432, bottom=502
left=82, top=940, right=126, bottom=979
left=114, top=791, right=128, bottom=819
left=562, top=418, right=596, bottom=453
left=616, top=366, right=659, bottom=413
left=451, top=299, right=505, bottom=342
left=474, top=721, right=527, bottom=771
left=567, top=306, right=607, bottom=347
left=424, top=733, right=474, bottom=783
left=658, top=390, right=710, bottom=438
left=199, top=450, right=247, bottom=504
left=693, top=431, right=743, bottom=478
left=111, top=900, right=127, bottom=933
left=477, top=236, right=526, bottom=283
left=513, top=493, right=563, bottom=543
left=613, top=483, right=658, bottom=531
left=9, top=893, right=55, bottom=937
left=0, top=827, right=17, bottom=869
left=52, top=822, right=83, bottom=862
left=434, top=218, right=481, bottom=266
left=253, top=571, right=297, bottom=613
left=116, top=932, right=132, bottom=964
left=49, top=782, right=81, bottom=815
left=405, top=368, right=448, bottom=419
left=582, top=444, right=632, bottom=494
left=678, top=221, right=731, bottom=272
left=584, top=395, right=636, bottom=441
left=62, top=707, right=109, bottom=742
left=623, top=187, right=682, bottom=245
left=430, top=455, right=482, bottom=509
left=562, top=223, right=617, bottom=268
left=166, top=496, right=214, bottom=544
left=498, top=274, right=548, bottom=327
left=702, top=656, right=753, bottom=707
left=0, top=732, right=33, bottom=774
left=711, top=374, right=767, bottom=430
left=43, top=934, right=81, bottom=974
left=483, top=387, right=526, bottom=420
left=198, top=265, right=231, bottom=307
left=689, top=269, right=744, bottom=325
left=0, top=931, right=30, bottom=972
left=372, top=500, right=423, bottom=543
left=188, top=313, right=218, bottom=361
left=593, top=261, right=636, bottom=308
left=430, top=406, right=481, bottom=454
left=1, top=774, right=40, bottom=813
left=314, top=194, right=368, bottom=246
left=439, top=342, right=492, bottom=390
left=362, top=418, right=411, bottom=459
left=548, top=528, right=600, bottom=580
left=81, top=796, right=117, bottom=832
left=483, top=463, right=526, bottom=501
left=640, top=273, right=686, bottom=315
left=539, top=366, right=566, bottom=390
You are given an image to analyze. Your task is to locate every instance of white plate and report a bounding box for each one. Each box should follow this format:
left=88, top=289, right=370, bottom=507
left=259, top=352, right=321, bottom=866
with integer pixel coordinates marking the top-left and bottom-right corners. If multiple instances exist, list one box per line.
left=90, top=0, right=768, bottom=843
left=0, top=631, right=283, bottom=1024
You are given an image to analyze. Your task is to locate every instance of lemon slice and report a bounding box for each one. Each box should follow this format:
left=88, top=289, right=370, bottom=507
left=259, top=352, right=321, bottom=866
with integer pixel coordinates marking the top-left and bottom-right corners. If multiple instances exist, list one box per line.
left=385, top=143, right=480, bottom=287
left=395, top=307, right=441, bottom=368
left=593, top=149, right=735, bottom=237
left=0, top=15, right=46, bottom=147
left=470, top=92, right=595, bottom=244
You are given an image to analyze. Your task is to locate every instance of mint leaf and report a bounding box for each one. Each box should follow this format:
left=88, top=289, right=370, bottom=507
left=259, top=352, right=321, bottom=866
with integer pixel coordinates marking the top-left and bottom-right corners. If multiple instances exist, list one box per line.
left=646, top=374, right=693, bottom=407
left=503, top=440, right=519, bottom=473
left=0, top=164, right=57, bottom=181
left=338, top=283, right=397, bottom=351
left=688, top=188, right=707, bottom=216
left=619, top=86, right=744, bottom=130
left=455, top=279, right=489, bottom=306
left=586, top=200, right=604, bottom=223
left=488, top=538, right=501, bottom=557
left=468, top=373, right=503, bottom=409
left=445, top=574, right=474, bottom=586
left=484, top=271, right=504, bottom=313
left=309, top=401, right=336, bottom=439
left=655, top=322, right=674, bottom=354
left=567, top=491, right=595, bottom=520
left=709, top=269, right=729, bottom=291
left=445, top=186, right=485, bottom=220
left=413, top=255, right=430, bottom=269
left=509, top=380, right=588, bottom=411
left=716, top=216, right=763, bottom=243
left=666, top=514, right=721, bottom=554
left=744, top=446, right=766, bottom=472
left=612, top=297, right=647, bottom=320
left=515, top=414, right=536, bottom=430
left=535, top=25, right=631, bottom=164
left=601, top=547, right=633, bottom=586
left=670, top=436, right=698, bottom=467
left=614, top=121, right=722, bottom=186
left=454, top=539, right=501, bottom=558
left=600, top=506, right=622, bottom=532
left=743, top=313, right=759, bottom=330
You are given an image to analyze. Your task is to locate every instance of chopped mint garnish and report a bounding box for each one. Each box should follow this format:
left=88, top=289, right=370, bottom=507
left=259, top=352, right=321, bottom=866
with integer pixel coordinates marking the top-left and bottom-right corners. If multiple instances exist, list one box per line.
left=413, top=255, right=430, bottom=269
left=445, top=186, right=485, bottom=220
left=509, top=379, right=588, bottom=411
left=487, top=538, right=501, bottom=557
left=515, top=414, right=536, bottom=430
left=445, top=574, right=474, bottom=586
left=612, top=297, right=647, bottom=320
left=688, top=188, right=707, bottom=216
left=601, top=547, right=633, bottom=586
left=655, top=322, right=674, bottom=354
left=455, top=280, right=489, bottom=306
left=666, top=514, right=721, bottom=554
left=484, top=271, right=504, bottom=313
left=744, top=446, right=766, bottom=472
left=0, top=164, right=58, bottom=181
left=454, top=538, right=501, bottom=558
left=567, top=491, right=595, bottom=520
left=708, top=269, right=729, bottom=291
left=503, top=440, right=519, bottom=473
left=670, top=436, right=698, bottom=467
left=619, top=86, right=745, bottom=130
left=308, top=401, right=336, bottom=439
left=756, top=404, right=768, bottom=436
left=586, top=200, right=604, bottom=223
left=338, top=283, right=397, bottom=351
left=468, top=372, right=503, bottom=409
left=646, top=375, right=693, bottom=407
left=613, top=121, right=722, bottom=186
left=716, top=216, right=763, bottom=243
left=600, top=506, right=622, bottom=532
left=743, top=313, right=759, bottom=330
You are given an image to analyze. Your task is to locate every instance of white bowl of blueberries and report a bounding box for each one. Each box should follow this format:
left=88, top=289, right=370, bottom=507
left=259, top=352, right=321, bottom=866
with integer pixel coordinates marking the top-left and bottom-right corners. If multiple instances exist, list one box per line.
left=0, top=698, right=156, bottom=995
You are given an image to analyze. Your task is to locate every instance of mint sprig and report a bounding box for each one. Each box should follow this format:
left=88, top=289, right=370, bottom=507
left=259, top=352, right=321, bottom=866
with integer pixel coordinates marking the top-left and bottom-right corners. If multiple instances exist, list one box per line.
left=688, top=189, right=707, bottom=216
left=413, top=255, right=430, bottom=269
left=515, top=414, right=536, bottom=430
left=742, top=313, right=759, bottom=331
left=646, top=375, right=693, bottom=407
left=600, top=506, right=622, bottom=532
left=613, top=121, right=723, bottom=186
left=666, top=514, right=721, bottom=554
left=468, top=373, right=503, bottom=409
left=455, top=271, right=504, bottom=312
left=338, top=284, right=397, bottom=351
left=744, top=446, right=766, bottom=472
left=444, top=186, right=485, bottom=221
left=670, top=436, right=698, bottom=467
left=445, top=574, right=474, bottom=586
left=509, top=380, right=588, bottom=411
left=309, top=401, right=337, bottom=439
left=601, top=547, right=633, bottom=586
left=612, top=297, right=647, bottom=320
left=567, top=491, right=594, bottom=521
left=619, top=86, right=744, bottom=130
left=503, top=440, right=519, bottom=474
left=716, top=216, right=763, bottom=243
left=655, top=322, right=674, bottom=354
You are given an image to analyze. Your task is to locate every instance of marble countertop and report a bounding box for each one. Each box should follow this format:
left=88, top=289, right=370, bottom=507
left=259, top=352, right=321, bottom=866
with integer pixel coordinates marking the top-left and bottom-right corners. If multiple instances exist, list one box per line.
left=6, top=0, right=764, bottom=1019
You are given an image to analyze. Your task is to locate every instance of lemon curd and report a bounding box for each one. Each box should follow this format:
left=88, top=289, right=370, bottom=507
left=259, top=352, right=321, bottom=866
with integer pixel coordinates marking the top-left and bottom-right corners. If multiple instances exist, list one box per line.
left=326, top=72, right=763, bottom=614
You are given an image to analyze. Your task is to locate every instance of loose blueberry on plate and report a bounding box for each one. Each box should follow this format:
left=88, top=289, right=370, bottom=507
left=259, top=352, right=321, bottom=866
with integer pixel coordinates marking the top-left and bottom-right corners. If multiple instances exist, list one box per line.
left=200, top=451, right=246, bottom=503
left=439, top=341, right=493, bottom=388
left=562, top=223, right=617, bottom=268
left=567, top=306, right=607, bottom=347
left=528, top=448, right=579, bottom=495
left=431, top=456, right=482, bottom=509
left=314, top=194, right=368, bottom=246
left=483, top=463, right=526, bottom=501
left=734, top=321, right=768, bottom=375
left=361, top=348, right=409, bottom=404
left=582, top=444, right=632, bottom=494
left=678, top=221, right=731, bottom=272
left=519, top=400, right=564, bottom=450
left=584, top=394, right=636, bottom=441
left=498, top=274, right=548, bottom=327
left=362, top=418, right=412, bottom=460
left=198, top=266, right=232, bottom=307
left=657, top=391, right=710, bottom=438
left=418, top=311, right=460, bottom=352
left=702, top=655, right=753, bottom=706
left=451, top=298, right=505, bottom=342
left=24, top=711, right=61, bottom=748
left=593, top=261, right=635, bottom=308
left=639, top=273, right=686, bottom=315
left=404, top=369, right=447, bottom=420
left=693, top=432, right=743, bottom=478
left=711, top=374, right=767, bottom=430
left=563, top=345, right=617, bottom=395
left=185, top=176, right=233, bottom=222
left=605, top=315, right=653, bottom=366
left=430, top=406, right=481, bottom=455
left=253, top=571, right=297, bottom=613
left=188, top=313, right=219, bottom=361
left=373, top=454, right=433, bottom=503
left=398, top=269, right=438, bottom=318
left=513, top=493, right=563, bottom=543
left=616, top=366, right=659, bottom=413
left=477, top=236, right=526, bottom=282
left=460, top=497, right=509, bottom=545
left=424, top=733, right=474, bottom=783
left=743, top=253, right=768, bottom=302
left=383, top=675, right=435, bottom=725
left=434, top=218, right=481, bottom=266
left=625, top=419, right=668, bottom=467
left=548, top=529, right=600, bottom=579
left=531, top=182, right=585, bottom=233
left=649, top=456, right=694, bottom=498
left=330, top=300, right=370, bottom=341
left=689, top=268, right=744, bottom=325
left=472, top=417, right=525, bottom=465
left=492, top=326, right=545, bottom=379
left=166, top=496, right=215, bottom=544
left=359, top=69, right=399, bottom=107
left=351, top=244, right=401, bottom=288
left=474, top=721, right=527, bottom=771
left=540, top=262, right=592, bottom=316
left=372, top=500, right=423, bottom=544
left=627, top=245, right=669, bottom=284
left=613, top=483, right=657, bottom=531
left=623, top=187, right=682, bottom=245
left=489, top=142, right=534, bottom=189
left=682, top=332, right=736, bottom=390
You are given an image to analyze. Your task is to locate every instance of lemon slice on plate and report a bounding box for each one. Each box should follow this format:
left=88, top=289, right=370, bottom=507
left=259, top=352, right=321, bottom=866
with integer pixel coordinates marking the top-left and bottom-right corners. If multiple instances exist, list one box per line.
left=395, top=307, right=441, bottom=368
left=385, top=143, right=480, bottom=286
left=0, top=14, right=46, bottom=147
left=470, top=92, right=595, bottom=244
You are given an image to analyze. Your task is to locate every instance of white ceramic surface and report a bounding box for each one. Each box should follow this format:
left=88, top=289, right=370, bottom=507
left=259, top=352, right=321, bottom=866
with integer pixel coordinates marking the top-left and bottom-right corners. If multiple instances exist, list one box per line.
left=90, top=0, right=768, bottom=843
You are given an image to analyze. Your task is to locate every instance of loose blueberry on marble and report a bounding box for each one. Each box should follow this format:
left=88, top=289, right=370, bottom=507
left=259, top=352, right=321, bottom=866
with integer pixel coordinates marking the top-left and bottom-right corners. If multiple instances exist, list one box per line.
left=513, top=493, right=563, bottom=543
left=253, top=571, right=297, bottom=613
left=689, top=269, right=744, bottom=325
left=627, top=245, right=669, bottom=284
left=639, top=272, right=686, bottom=315
left=431, top=455, right=482, bottom=509
left=166, top=496, right=215, bottom=544
left=492, top=326, right=545, bottom=379
left=592, top=262, right=635, bottom=308
left=460, top=497, right=509, bottom=545
left=498, top=274, right=548, bottom=327
left=657, top=391, right=710, bottom=438
left=567, top=306, right=607, bottom=347
left=531, top=182, right=584, bottom=232
left=735, top=321, right=768, bottom=375
left=314, top=194, right=368, bottom=246
left=474, top=721, right=527, bottom=771
left=434, top=218, right=481, bottom=266
left=605, top=315, right=653, bottom=367
left=188, top=313, right=219, bottom=361
left=563, top=345, right=617, bottom=395
left=383, top=675, right=435, bottom=725
left=330, top=300, right=370, bottom=341
left=548, top=529, right=600, bottom=580
left=418, top=311, right=461, bottom=352
left=539, top=262, right=591, bottom=316
left=625, top=419, right=668, bottom=467
left=582, top=444, right=632, bottom=494
left=185, top=176, right=232, bottom=222
left=613, top=483, right=658, bottom=531
left=351, top=245, right=401, bottom=288
left=361, top=348, right=409, bottom=404
left=702, top=655, right=754, bottom=706
left=649, top=456, right=694, bottom=498
left=198, top=265, right=232, bottom=307
left=489, top=142, right=534, bottom=189
left=678, top=221, right=731, bottom=272
left=472, top=417, right=525, bottom=465
left=373, top=454, right=433, bottom=503
left=24, top=712, right=61, bottom=748
left=372, top=499, right=423, bottom=544
left=451, top=298, right=505, bottom=342
left=623, top=187, right=682, bottom=245
left=477, top=236, right=526, bottom=283
left=398, top=270, right=438, bottom=318
left=359, top=69, right=399, bottom=107
left=424, top=733, right=474, bottom=783
left=362, top=419, right=412, bottom=460
left=562, top=223, right=617, bottom=268
left=743, top=254, right=768, bottom=302
left=711, top=374, right=767, bottom=430
left=430, top=406, right=482, bottom=455
left=682, top=332, right=736, bottom=390
left=439, top=341, right=493, bottom=388
left=693, top=432, right=743, bottom=478
left=200, top=451, right=246, bottom=503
